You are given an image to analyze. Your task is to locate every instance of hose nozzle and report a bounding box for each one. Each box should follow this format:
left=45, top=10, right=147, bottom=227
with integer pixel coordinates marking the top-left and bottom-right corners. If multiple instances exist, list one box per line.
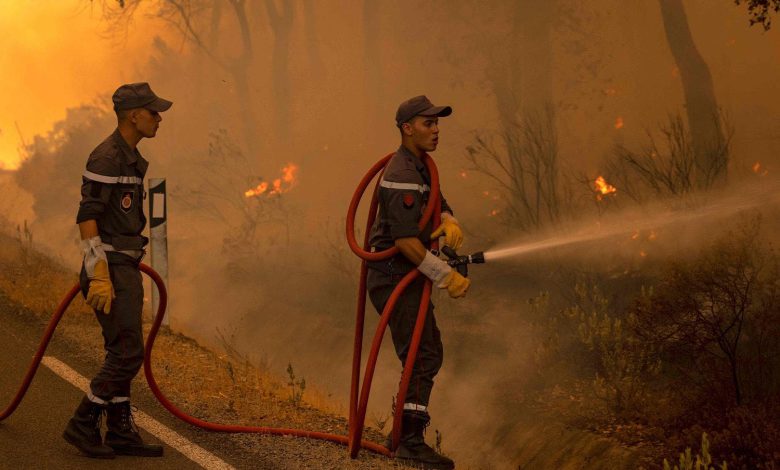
left=439, top=247, right=486, bottom=277
left=468, top=251, right=485, bottom=264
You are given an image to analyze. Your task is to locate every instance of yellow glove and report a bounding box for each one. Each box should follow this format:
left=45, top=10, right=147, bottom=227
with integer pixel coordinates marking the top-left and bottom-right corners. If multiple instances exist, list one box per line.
left=437, top=270, right=470, bottom=299
left=86, top=259, right=114, bottom=314
left=431, top=213, right=463, bottom=250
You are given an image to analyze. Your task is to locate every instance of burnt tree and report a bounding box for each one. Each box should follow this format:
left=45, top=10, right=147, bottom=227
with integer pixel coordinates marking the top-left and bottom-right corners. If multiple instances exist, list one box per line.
left=659, top=0, right=727, bottom=187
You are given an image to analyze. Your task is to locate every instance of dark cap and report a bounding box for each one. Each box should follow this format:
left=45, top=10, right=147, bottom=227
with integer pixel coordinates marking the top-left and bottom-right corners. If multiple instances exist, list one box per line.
left=395, top=95, right=452, bottom=127
left=112, top=82, right=173, bottom=113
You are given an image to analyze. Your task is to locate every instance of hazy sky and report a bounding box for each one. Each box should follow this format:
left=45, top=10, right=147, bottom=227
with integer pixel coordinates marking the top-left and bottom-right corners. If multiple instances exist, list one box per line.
left=0, top=1, right=166, bottom=169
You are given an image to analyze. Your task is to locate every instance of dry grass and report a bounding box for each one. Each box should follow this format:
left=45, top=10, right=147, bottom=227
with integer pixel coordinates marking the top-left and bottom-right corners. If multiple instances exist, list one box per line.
left=0, top=231, right=407, bottom=468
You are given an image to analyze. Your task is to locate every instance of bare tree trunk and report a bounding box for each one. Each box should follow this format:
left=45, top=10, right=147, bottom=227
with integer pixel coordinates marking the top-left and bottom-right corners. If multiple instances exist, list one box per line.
left=302, top=0, right=323, bottom=76
left=488, top=1, right=554, bottom=125
left=516, top=0, right=554, bottom=115
left=227, top=0, right=259, bottom=157
left=658, top=0, right=726, bottom=187
left=264, top=0, right=294, bottom=142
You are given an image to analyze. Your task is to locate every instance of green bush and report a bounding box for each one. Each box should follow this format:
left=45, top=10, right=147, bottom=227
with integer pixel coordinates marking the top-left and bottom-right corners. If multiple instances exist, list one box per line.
left=663, top=433, right=728, bottom=470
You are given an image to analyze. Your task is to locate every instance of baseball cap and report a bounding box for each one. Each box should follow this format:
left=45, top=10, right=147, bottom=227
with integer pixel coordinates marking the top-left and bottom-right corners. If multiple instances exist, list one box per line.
left=395, top=95, right=452, bottom=127
left=112, top=82, right=173, bottom=112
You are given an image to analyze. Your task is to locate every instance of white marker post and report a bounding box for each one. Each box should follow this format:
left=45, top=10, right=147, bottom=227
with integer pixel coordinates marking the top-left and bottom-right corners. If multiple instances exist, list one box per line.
left=148, top=178, right=169, bottom=326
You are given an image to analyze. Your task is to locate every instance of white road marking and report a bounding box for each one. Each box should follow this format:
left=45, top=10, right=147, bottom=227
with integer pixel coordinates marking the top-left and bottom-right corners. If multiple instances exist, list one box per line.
left=41, top=356, right=235, bottom=470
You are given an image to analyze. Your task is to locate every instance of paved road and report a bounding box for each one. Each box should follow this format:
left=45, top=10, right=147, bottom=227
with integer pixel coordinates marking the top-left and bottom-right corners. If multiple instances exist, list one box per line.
left=0, top=288, right=399, bottom=470
left=0, top=293, right=228, bottom=470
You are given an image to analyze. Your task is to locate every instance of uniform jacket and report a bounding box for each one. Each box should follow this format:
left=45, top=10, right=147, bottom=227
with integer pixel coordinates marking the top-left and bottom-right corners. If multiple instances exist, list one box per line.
left=369, top=145, right=453, bottom=255
left=76, top=129, right=149, bottom=251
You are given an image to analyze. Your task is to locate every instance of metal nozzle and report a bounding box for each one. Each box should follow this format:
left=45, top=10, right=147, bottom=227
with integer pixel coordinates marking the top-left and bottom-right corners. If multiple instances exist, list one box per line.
left=439, top=247, right=486, bottom=278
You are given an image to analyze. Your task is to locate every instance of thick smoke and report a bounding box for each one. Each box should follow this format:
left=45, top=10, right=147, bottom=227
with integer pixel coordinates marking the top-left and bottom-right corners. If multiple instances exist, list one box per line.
left=3, top=1, right=780, bottom=467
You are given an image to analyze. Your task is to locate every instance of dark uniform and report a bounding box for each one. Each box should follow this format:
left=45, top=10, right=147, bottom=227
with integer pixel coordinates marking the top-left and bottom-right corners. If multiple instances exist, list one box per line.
left=367, top=144, right=454, bottom=411
left=76, top=129, right=149, bottom=400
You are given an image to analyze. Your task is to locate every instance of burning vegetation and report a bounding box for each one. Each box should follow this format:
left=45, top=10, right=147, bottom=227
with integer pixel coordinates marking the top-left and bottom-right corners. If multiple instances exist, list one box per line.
left=245, top=163, right=299, bottom=198
left=594, top=176, right=617, bottom=200
left=1, top=0, right=780, bottom=468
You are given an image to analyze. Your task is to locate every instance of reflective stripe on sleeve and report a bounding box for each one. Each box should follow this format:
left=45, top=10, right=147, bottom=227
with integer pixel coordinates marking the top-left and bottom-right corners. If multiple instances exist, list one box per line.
left=379, top=179, right=430, bottom=193
left=118, top=176, right=143, bottom=184
left=403, top=403, right=428, bottom=412
left=83, top=170, right=142, bottom=185
left=83, top=170, right=119, bottom=184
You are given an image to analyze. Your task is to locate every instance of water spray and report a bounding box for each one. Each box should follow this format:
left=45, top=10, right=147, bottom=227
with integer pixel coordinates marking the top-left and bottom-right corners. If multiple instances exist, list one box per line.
left=481, top=176, right=780, bottom=263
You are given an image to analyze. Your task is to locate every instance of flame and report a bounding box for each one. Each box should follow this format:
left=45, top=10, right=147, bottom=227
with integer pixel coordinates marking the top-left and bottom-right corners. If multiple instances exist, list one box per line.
left=648, top=230, right=657, bottom=241
left=639, top=250, right=647, bottom=258
left=489, top=209, right=500, bottom=217
left=0, top=157, right=19, bottom=171
left=0, top=2, right=174, bottom=171
left=752, top=162, right=769, bottom=176
left=245, top=163, right=299, bottom=198
left=603, top=88, right=617, bottom=96
left=594, top=176, right=617, bottom=200
left=614, top=117, right=624, bottom=130
left=244, top=182, right=269, bottom=198
left=631, top=231, right=640, bottom=240
left=460, top=170, right=468, bottom=178
left=281, top=163, right=298, bottom=182
left=483, top=190, right=490, bottom=197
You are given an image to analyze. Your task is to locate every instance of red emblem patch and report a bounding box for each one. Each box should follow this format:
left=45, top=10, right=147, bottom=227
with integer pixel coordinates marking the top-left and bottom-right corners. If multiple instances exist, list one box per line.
left=402, top=193, right=415, bottom=208
left=120, top=191, right=134, bottom=213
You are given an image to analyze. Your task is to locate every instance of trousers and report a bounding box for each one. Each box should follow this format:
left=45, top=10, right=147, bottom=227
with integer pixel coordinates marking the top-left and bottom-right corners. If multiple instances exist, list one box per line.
left=367, top=264, right=443, bottom=408
left=79, top=254, right=144, bottom=400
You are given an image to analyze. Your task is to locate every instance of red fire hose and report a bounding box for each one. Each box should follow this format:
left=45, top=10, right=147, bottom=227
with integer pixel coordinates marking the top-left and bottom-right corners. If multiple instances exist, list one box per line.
left=0, top=152, right=441, bottom=462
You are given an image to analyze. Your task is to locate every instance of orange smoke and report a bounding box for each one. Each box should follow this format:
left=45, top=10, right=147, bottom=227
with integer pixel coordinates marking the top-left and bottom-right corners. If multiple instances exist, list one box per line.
left=0, top=2, right=173, bottom=170
left=245, top=163, right=299, bottom=198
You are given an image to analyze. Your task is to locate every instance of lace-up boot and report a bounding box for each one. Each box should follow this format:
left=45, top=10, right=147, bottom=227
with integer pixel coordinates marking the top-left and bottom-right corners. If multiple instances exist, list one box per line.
left=104, top=400, right=163, bottom=457
left=63, top=395, right=115, bottom=459
left=394, top=410, right=455, bottom=470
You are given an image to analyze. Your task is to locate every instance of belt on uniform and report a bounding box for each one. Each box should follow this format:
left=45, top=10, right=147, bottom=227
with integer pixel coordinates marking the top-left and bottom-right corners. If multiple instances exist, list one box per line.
left=102, top=243, right=145, bottom=261
left=366, top=253, right=416, bottom=276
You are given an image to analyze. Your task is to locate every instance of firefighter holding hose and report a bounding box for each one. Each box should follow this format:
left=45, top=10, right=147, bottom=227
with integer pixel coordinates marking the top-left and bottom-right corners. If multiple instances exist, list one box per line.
left=367, top=95, right=469, bottom=469
left=63, top=83, right=171, bottom=459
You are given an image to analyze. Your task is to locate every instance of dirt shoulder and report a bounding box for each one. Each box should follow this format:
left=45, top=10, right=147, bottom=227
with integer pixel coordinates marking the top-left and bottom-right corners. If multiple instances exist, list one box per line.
left=0, top=232, right=412, bottom=469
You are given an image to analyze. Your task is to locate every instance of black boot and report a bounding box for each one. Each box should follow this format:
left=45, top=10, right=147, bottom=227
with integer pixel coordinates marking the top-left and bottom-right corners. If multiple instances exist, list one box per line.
left=394, top=411, right=455, bottom=470
left=62, top=395, right=115, bottom=459
left=104, top=400, right=163, bottom=457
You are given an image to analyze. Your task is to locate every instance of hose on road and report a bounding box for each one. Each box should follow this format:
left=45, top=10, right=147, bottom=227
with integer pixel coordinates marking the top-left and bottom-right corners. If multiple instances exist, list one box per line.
left=0, top=152, right=442, bottom=461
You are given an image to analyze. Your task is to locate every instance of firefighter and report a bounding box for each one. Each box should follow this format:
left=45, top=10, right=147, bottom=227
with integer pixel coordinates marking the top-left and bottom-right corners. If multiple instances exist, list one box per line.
left=63, top=83, right=171, bottom=459
left=366, top=95, right=469, bottom=470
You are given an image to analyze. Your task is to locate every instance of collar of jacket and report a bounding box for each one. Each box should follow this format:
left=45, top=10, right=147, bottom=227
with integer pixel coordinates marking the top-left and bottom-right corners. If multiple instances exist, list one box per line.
left=397, top=144, right=427, bottom=173
left=111, top=128, right=149, bottom=175
left=111, top=128, right=141, bottom=165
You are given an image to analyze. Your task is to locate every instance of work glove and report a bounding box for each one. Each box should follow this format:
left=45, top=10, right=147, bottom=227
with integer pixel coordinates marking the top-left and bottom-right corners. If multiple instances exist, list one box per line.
left=417, top=251, right=471, bottom=299
left=86, top=259, right=114, bottom=314
left=81, top=236, right=114, bottom=314
left=437, top=270, right=470, bottom=298
left=430, top=213, right=463, bottom=251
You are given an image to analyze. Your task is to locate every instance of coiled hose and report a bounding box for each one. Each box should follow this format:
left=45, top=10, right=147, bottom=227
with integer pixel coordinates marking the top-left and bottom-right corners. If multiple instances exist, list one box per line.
left=0, top=152, right=442, bottom=461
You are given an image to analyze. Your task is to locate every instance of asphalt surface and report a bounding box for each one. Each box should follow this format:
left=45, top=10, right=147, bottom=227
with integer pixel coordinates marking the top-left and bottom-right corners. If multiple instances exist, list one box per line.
left=0, top=287, right=405, bottom=470
left=0, top=291, right=225, bottom=470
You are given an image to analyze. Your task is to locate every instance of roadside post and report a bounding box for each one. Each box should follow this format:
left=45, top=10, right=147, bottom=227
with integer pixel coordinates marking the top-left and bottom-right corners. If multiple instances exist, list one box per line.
left=148, top=178, right=169, bottom=326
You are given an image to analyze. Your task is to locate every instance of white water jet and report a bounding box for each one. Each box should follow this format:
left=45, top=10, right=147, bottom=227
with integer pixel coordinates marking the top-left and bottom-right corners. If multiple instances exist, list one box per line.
left=483, top=178, right=780, bottom=262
